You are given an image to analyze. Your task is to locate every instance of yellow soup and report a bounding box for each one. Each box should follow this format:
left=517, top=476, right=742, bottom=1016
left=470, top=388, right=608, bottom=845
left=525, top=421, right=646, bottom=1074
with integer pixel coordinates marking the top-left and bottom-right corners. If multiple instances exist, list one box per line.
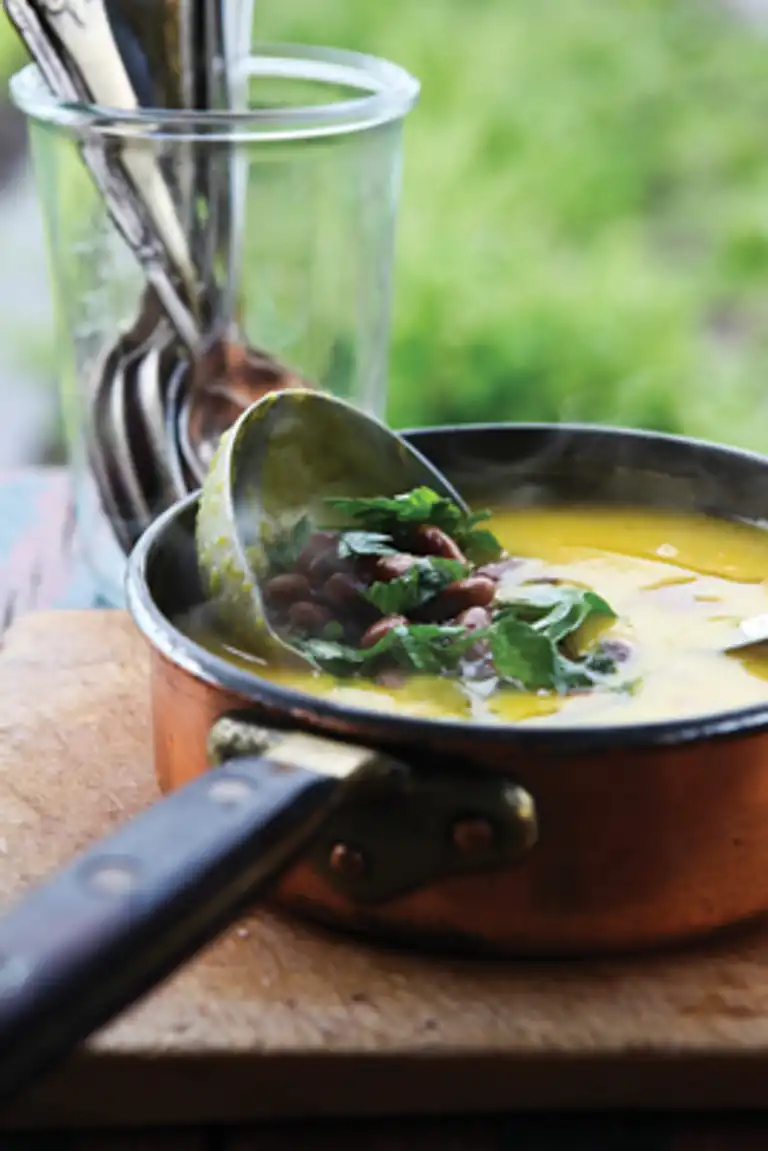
left=184, top=506, right=768, bottom=727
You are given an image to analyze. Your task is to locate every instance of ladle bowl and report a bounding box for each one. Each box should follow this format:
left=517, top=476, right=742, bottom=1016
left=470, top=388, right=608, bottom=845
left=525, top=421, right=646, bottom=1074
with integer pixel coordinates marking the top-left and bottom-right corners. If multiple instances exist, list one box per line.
left=195, top=389, right=469, bottom=662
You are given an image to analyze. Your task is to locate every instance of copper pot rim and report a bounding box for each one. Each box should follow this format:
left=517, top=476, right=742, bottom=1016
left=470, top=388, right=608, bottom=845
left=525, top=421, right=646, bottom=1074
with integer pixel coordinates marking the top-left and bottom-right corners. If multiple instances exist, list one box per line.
left=126, top=420, right=768, bottom=759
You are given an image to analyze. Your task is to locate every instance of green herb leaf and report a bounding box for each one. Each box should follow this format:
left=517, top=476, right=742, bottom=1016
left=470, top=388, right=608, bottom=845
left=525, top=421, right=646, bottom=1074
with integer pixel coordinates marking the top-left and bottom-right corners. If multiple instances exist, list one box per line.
left=366, top=623, right=476, bottom=674
left=552, top=650, right=621, bottom=692
left=499, top=584, right=615, bottom=644
left=325, top=487, right=504, bottom=564
left=488, top=584, right=621, bottom=693
left=295, top=576, right=625, bottom=696
left=489, top=618, right=560, bottom=690
left=364, top=556, right=466, bottom=615
left=535, top=588, right=614, bottom=644
left=337, top=531, right=397, bottom=559
left=327, top=487, right=460, bottom=533
left=489, top=615, right=617, bottom=693
left=458, top=525, right=504, bottom=565
left=264, top=515, right=312, bottom=574
left=295, top=622, right=477, bottom=678
left=294, top=638, right=367, bottom=676
left=448, top=508, right=504, bottom=564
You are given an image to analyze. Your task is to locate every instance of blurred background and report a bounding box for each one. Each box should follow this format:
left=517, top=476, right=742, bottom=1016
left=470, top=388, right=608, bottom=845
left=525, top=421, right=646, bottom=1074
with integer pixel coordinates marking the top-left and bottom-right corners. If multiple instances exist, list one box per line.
left=1, top=0, right=768, bottom=464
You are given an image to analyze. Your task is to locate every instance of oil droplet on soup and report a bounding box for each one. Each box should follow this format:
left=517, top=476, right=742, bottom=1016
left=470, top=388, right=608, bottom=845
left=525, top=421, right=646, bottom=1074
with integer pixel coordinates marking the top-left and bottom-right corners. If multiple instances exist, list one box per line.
left=183, top=506, right=768, bottom=727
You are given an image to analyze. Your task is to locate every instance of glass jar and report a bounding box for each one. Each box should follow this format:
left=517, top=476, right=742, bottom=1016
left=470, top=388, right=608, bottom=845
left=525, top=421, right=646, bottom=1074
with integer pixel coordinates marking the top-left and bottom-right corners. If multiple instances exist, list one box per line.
left=10, top=44, right=419, bottom=606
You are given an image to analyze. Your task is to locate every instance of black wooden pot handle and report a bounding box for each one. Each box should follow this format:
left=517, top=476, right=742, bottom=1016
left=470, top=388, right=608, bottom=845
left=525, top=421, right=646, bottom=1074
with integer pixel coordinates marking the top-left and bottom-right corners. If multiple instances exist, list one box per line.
left=0, top=726, right=389, bottom=1105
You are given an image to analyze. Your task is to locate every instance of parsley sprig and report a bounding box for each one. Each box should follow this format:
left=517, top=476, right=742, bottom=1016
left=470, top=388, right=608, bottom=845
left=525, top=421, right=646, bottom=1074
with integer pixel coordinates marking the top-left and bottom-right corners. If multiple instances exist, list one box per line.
left=296, top=624, right=478, bottom=677
left=488, top=586, right=617, bottom=690
left=298, top=583, right=624, bottom=695
left=326, top=487, right=503, bottom=564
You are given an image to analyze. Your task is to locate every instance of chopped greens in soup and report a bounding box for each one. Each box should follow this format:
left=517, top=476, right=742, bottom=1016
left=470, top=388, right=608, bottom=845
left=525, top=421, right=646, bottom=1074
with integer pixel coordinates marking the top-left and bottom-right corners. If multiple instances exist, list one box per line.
left=184, top=487, right=768, bottom=727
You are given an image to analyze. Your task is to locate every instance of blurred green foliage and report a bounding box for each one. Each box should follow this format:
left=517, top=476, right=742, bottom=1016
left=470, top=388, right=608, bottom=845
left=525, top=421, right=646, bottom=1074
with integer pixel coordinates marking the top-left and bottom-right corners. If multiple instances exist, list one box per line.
left=256, top=0, right=768, bottom=447
left=0, top=10, right=24, bottom=83
left=5, top=1, right=768, bottom=447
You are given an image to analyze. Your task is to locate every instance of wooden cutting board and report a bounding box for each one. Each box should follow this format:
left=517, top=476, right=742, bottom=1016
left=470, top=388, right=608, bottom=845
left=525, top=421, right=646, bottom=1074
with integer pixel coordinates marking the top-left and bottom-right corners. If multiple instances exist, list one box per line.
left=4, top=611, right=768, bottom=1128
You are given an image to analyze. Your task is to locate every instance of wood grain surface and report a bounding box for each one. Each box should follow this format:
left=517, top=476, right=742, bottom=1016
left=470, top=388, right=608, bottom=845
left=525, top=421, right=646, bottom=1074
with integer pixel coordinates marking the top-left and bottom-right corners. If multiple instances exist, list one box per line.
left=0, top=469, right=767, bottom=1148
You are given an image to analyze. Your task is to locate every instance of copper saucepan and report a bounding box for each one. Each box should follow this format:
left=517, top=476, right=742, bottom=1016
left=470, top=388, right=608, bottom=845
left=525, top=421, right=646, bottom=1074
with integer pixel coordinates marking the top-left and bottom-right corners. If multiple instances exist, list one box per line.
left=2, top=422, right=768, bottom=1102
left=134, top=422, right=768, bottom=957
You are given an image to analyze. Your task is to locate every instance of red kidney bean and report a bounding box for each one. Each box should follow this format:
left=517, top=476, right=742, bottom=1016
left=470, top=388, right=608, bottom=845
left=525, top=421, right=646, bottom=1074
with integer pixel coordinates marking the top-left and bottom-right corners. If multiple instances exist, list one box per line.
left=320, top=573, right=381, bottom=636
left=360, top=614, right=409, bottom=649
left=307, top=549, right=347, bottom=587
left=417, top=575, right=496, bottom=622
left=457, top=605, right=492, bottom=661
left=263, top=572, right=312, bottom=606
left=372, top=553, right=417, bottom=582
left=349, top=555, right=381, bottom=584
left=286, top=600, right=333, bottom=635
left=457, top=605, right=492, bottom=632
left=412, top=523, right=466, bottom=564
left=477, top=557, right=521, bottom=582
left=296, top=531, right=338, bottom=576
left=597, top=638, right=633, bottom=664
left=322, top=571, right=368, bottom=610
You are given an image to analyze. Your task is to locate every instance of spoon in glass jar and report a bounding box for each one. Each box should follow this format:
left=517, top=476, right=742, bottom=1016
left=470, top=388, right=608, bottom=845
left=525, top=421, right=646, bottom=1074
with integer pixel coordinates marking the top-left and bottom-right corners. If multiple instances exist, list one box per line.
left=7, top=0, right=306, bottom=548
left=5, top=0, right=204, bottom=349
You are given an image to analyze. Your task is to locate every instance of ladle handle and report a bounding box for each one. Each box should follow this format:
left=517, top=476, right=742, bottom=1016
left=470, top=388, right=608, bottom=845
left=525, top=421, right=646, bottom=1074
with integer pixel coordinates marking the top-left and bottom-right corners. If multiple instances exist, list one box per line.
left=0, top=747, right=348, bottom=1105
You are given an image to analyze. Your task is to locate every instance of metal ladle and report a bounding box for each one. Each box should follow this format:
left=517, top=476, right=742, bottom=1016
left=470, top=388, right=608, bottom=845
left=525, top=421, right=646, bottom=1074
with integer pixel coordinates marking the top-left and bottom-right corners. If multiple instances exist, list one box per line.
left=195, top=388, right=469, bottom=664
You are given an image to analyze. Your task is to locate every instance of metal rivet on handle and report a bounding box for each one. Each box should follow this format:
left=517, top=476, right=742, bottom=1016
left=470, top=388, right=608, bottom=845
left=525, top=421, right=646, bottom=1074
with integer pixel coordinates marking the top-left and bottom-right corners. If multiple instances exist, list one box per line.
left=328, top=842, right=367, bottom=879
left=209, top=778, right=254, bottom=807
left=87, top=862, right=138, bottom=896
left=503, top=784, right=536, bottom=821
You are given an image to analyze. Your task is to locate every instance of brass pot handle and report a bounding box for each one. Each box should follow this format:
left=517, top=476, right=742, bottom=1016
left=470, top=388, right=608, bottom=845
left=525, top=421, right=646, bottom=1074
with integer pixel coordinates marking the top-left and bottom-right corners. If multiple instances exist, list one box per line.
left=208, top=710, right=540, bottom=905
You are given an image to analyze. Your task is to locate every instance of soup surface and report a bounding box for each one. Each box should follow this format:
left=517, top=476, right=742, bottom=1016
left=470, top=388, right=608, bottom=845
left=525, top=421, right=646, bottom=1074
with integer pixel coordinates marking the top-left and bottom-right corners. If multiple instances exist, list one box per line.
left=184, top=505, right=768, bottom=727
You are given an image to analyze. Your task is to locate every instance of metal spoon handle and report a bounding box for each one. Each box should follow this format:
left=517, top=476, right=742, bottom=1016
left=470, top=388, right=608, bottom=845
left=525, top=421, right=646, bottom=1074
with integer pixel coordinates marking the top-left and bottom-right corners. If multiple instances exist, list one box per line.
left=724, top=611, right=768, bottom=654
left=186, top=0, right=253, bottom=324
left=5, top=0, right=202, bottom=352
left=38, top=0, right=197, bottom=289
left=220, top=1, right=254, bottom=319
left=0, top=728, right=380, bottom=1104
left=193, top=0, right=230, bottom=309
